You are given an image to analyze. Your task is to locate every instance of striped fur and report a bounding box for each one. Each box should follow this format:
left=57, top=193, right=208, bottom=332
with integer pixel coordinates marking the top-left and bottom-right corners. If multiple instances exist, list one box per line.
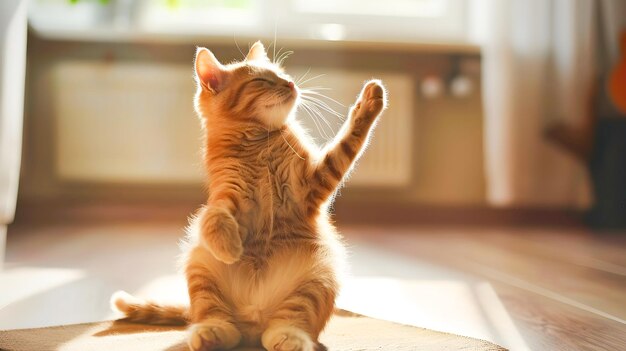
left=111, top=291, right=188, bottom=326
left=111, top=42, right=387, bottom=351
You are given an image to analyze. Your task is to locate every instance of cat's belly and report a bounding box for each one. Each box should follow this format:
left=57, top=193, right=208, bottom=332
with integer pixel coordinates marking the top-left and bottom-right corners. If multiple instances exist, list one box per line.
left=228, top=244, right=319, bottom=314
left=220, top=242, right=337, bottom=341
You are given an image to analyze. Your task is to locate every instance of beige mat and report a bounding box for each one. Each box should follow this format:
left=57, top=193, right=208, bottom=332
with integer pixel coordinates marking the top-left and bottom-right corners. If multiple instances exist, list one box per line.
left=0, top=312, right=506, bottom=351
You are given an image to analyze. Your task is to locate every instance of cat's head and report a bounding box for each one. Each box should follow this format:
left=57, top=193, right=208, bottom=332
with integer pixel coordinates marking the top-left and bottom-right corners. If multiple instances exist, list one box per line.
left=194, top=41, right=298, bottom=130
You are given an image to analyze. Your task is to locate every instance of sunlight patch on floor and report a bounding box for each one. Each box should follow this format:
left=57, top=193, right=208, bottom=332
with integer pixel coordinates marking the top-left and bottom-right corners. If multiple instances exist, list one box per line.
left=474, top=282, right=531, bottom=351
left=0, top=267, right=84, bottom=311
left=338, top=277, right=531, bottom=350
left=337, top=277, right=495, bottom=341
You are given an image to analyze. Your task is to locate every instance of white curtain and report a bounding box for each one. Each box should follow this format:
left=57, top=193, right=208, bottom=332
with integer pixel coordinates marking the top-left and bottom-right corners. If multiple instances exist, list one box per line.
left=470, top=0, right=624, bottom=208
left=0, top=0, right=27, bottom=223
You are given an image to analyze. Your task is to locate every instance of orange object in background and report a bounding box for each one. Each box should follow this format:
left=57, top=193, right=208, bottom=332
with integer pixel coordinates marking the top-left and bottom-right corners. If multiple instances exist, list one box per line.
left=608, top=31, right=626, bottom=114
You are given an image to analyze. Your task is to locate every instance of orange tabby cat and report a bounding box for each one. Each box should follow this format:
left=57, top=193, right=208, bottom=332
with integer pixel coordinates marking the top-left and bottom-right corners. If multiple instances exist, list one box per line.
left=111, top=41, right=387, bottom=351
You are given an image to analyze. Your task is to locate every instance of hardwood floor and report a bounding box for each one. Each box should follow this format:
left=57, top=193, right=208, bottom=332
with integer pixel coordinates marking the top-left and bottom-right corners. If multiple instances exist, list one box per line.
left=1, top=208, right=625, bottom=350
left=348, top=226, right=626, bottom=351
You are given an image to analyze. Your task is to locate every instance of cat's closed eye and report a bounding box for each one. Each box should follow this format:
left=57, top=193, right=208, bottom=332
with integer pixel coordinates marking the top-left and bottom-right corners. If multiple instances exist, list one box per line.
left=250, top=77, right=276, bottom=85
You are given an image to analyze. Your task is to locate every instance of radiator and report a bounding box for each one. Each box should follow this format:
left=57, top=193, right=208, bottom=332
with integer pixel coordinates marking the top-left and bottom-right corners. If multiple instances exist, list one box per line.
left=53, top=61, right=413, bottom=187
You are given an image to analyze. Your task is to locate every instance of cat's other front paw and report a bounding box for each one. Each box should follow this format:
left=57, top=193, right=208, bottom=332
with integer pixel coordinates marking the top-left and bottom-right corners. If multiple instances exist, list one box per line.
left=199, top=207, right=243, bottom=264
left=262, top=325, right=315, bottom=351
left=351, top=80, right=387, bottom=122
left=188, top=320, right=241, bottom=351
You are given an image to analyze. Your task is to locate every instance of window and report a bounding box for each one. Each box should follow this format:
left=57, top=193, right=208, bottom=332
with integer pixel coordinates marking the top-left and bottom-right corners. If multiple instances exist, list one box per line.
left=137, top=0, right=262, bottom=35
left=281, top=0, right=468, bottom=42
left=29, top=0, right=469, bottom=43
left=295, top=0, right=454, bottom=18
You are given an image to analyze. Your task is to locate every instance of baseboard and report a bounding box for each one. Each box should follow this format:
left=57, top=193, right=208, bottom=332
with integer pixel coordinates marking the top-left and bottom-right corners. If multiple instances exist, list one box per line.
left=333, top=201, right=585, bottom=228
left=13, top=199, right=198, bottom=226
left=14, top=199, right=585, bottom=229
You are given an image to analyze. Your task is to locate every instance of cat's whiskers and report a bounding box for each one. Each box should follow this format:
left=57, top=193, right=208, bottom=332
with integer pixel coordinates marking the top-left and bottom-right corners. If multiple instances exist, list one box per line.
left=301, top=97, right=345, bottom=123
left=300, top=89, right=346, bottom=109
left=269, top=45, right=293, bottom=67
left=299, top=101, right=331, bottom=140
left=300, top=100, right=335, bottom=140
left=302, top=100, right=336, bottom=136
left=311, top=104, right=335, bottom=139
left=300, top=91, right=345, bottom=121
left=298, top=73, right=325, bottom=87
left=273, top=47, right=284, bottom=64
left=300, top=86, right=332, bottom=91
left=275, top=50, right=293, bottom=67
left=298, top=101, right=324, bottom=137
left=295, top=83, right=347, bottom=142
left=233, top=35, right=246, bottom=60
left=296, top=67, right=312, bottom=85
left=280, top=129, right=305, bottom=160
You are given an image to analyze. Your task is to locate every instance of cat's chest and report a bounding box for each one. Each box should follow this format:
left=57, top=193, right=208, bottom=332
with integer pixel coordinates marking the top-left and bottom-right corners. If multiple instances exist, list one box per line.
left=252, top=159, right=296, bottom=207
left=239, top=154, right=301, bottom=217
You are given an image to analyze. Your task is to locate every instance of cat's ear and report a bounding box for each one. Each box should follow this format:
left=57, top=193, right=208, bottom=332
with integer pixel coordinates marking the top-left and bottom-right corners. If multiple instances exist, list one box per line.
left=195, top=47, right=227, bottom=93
left=245, top=41, right=270, bottom=63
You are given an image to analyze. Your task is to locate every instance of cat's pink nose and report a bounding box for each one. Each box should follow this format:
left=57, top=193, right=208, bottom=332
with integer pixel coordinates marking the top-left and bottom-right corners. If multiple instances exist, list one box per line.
left=287, top=81, right=295, bottom=90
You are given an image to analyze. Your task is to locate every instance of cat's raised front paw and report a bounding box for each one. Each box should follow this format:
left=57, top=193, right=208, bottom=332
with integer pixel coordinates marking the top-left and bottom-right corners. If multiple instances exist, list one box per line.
left=352, top=80, right=386, bottom=121
left=199, top=207, right=243, bottom=264
left=262, top=325, right=315, bottom=351
left=188, top=320, right=241, bottom=351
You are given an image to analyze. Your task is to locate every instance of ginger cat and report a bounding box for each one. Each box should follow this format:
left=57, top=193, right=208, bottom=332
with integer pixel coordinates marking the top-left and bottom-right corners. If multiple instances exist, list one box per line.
left=111, top=41, right=387, bottom=351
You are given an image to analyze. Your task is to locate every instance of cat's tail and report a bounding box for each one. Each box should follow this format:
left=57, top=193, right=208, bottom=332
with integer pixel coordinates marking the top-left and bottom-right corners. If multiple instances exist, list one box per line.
left=110, top=291, right=189, bottom=326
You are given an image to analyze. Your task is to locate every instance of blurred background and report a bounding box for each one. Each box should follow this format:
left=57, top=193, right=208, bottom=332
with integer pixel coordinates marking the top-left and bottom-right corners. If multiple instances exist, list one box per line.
left=1, top=0, right=626, bottom=350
